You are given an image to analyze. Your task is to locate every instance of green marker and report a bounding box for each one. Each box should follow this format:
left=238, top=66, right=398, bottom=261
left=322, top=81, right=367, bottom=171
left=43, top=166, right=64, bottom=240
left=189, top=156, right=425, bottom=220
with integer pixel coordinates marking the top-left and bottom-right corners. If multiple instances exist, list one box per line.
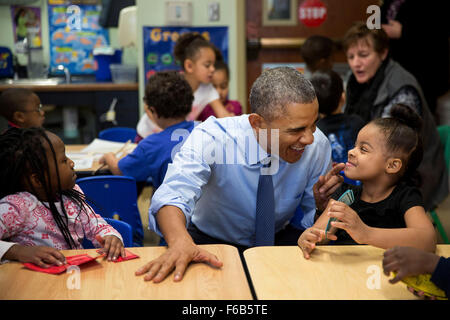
left=325, top=189, right=355, bottom=238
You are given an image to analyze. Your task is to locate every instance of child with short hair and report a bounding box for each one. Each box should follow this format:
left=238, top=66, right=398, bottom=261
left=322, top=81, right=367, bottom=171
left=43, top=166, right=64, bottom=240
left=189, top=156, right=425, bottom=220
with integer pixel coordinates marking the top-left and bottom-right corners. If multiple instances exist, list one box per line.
left=99, top=71, right=195, bottom=189
left=0, top=127, right=124, bottom=267
left=298, top=104, right=436, bottom=258
left=300, top=35, right=335, bottom=79
left=197, top=60, right=243, bottom=122
left=0, top=88, right=45, bottom=128
left=135, top=32, right=232, bottom=140
left=310, top=70, right=365, bottom=165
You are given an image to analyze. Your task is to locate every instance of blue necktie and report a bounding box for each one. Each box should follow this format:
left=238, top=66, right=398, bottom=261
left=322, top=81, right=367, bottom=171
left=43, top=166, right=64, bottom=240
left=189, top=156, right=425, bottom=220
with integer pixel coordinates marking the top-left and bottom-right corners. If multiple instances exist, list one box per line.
left=255, top=162, right=275, bottom=246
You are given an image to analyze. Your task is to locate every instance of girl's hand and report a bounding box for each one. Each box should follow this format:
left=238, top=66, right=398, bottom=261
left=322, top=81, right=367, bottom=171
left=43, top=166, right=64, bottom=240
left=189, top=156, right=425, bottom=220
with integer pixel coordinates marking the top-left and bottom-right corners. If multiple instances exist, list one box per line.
left=96, top=235, right=125, bottom=261
left=297, top=227, right=337, bottom=259
left=4, top=244, right=66, bottom=267
left=327, top=200, right=369, bottom=244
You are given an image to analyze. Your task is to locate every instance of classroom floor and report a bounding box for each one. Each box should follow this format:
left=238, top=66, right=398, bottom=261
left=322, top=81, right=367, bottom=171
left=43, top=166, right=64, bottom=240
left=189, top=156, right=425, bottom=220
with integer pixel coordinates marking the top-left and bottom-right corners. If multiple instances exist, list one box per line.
left=137, top=186, right=161, bottom=246
left=137, top=186, right=450, bottom=246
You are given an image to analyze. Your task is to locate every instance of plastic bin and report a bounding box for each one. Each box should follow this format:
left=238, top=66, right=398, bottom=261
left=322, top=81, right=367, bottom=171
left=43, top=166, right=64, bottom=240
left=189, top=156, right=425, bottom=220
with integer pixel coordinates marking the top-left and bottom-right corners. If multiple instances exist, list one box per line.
left=109, top=64, right=137, bottom=83
left=94, top=48, right=122, bottom=82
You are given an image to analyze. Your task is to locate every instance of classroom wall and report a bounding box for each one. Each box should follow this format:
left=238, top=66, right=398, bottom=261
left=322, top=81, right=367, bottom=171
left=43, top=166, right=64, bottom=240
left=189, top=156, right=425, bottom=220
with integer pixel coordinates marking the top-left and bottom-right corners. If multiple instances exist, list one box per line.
left=0, top=0, right=247, bottom=115
left=136, top=0, right=247, bottom=115
left=0, top=0, right=137, bottom=70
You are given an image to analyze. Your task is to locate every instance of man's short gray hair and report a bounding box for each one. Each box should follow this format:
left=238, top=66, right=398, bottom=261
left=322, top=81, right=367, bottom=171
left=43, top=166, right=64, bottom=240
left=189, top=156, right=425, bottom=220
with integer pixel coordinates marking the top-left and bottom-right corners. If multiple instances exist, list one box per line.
left=249, top=67, right=316, bottom=121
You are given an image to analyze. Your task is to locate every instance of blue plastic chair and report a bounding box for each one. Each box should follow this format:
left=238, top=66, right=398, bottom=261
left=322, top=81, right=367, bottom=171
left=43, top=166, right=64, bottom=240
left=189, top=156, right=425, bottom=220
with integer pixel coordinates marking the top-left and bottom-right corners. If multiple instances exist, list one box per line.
left=77, top=175, right=144, bottom=246
left=99, top=127, right=137, bottom=143
left=82, top=217, right=133, bottom=249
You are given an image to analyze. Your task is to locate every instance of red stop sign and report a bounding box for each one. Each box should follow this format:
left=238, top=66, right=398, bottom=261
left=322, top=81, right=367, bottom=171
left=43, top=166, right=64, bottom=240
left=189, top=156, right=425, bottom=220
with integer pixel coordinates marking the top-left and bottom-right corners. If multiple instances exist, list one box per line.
left=299, top=0, right=327, bottom=27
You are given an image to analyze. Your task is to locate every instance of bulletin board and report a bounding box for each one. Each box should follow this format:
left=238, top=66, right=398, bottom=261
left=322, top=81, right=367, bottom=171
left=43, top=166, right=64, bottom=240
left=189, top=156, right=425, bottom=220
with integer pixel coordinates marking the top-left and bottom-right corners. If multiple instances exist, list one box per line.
left=47, top=1, right=109, bottom=75
left=142, top=26, right=228, bottom=81
left=10, top=5, right=42, bottom=52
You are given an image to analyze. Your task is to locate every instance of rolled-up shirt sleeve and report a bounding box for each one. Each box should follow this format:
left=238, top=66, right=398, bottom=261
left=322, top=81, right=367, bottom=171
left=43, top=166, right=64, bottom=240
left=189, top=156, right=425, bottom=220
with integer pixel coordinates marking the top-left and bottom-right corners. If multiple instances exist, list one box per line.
left=148, top=127, right=212, bottom=236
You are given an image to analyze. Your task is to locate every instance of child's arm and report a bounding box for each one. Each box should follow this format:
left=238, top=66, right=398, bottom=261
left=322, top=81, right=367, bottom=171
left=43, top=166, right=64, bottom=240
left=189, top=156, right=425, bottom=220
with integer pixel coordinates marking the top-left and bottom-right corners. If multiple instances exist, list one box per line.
left=227, top=100, right=242, bottom=116
left=99, top=152, right=123, bottom=175
left=0, top=201, right=65, bottom=266
left=328, top=203, right=436, bottom=252
left=208, top=99, right=234, bottom=118
left=2, top=243, right=66, bottom=267
left=84, top=215, right=125, bottom=260
left=72, top=185, right=125, bottom=259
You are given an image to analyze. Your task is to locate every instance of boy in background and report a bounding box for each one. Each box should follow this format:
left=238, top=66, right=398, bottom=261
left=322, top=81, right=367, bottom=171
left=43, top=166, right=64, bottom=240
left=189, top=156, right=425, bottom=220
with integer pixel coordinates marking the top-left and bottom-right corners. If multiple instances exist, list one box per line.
left=99, top=71, right=195, bottom=189
left=310, top=69, right=364, bottom=166
left=0, top=88, right=45, bottom=128
left=300, top=35, right=335, bottom=80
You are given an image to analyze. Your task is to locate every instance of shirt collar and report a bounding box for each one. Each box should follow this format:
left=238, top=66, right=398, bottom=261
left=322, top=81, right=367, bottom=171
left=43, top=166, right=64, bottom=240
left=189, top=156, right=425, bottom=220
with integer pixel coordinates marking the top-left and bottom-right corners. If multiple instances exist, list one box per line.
left=243, top=116, right=271, bottom=166
left=7, top=121, right=20, bottom=128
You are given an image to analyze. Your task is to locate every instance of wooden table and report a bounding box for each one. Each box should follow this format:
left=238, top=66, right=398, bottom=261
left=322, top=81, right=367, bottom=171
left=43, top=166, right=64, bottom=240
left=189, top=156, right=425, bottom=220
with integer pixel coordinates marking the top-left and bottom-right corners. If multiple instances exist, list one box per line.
left=67, top=143, right=136, bottom=175
left=0, top=245, right=252, bottom=300
left=244, top=245, right=450, bottom=300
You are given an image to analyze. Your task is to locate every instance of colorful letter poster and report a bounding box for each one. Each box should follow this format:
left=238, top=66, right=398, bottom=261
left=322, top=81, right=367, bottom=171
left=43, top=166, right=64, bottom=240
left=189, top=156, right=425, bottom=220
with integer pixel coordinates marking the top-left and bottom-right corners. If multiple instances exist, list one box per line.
left=47, top=0, right=109, bottom=75
left=142, top=26, right=228, bottom=81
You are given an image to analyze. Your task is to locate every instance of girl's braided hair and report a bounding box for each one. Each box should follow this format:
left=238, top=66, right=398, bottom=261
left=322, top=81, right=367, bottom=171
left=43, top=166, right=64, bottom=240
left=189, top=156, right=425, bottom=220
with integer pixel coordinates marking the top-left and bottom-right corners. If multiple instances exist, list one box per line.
left=0, top=127, right=96, bottom=248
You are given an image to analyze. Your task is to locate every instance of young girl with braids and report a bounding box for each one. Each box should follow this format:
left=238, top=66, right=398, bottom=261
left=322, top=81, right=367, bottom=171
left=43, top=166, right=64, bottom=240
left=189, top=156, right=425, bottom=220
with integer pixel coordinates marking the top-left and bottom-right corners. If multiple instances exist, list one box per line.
left=0, top=128, right=124, bottom=268
left=298, top=104, right=436, bottom=258
left=136, top=32, right=233, bottom=140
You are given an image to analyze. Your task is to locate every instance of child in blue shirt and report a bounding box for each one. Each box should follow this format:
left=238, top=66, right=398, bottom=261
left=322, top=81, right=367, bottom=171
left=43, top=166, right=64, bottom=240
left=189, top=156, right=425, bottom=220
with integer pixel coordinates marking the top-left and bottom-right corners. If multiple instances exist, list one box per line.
left=99, top=71, right=195, bottom=189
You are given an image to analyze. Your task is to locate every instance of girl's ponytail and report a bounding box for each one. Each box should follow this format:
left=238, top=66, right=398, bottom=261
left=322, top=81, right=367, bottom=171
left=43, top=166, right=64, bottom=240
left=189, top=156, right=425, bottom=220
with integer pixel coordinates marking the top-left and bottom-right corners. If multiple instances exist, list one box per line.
left=372, top=104, right=423, bottom=185
left=173, top=32, right=214, bottom=69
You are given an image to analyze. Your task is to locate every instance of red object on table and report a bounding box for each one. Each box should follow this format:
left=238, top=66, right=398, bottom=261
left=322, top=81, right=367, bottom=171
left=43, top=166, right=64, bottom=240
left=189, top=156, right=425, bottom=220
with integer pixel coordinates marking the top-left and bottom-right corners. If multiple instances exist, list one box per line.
left=96, top=249, right=139, bottom=262
left=23, top=253, right=102, bottom=274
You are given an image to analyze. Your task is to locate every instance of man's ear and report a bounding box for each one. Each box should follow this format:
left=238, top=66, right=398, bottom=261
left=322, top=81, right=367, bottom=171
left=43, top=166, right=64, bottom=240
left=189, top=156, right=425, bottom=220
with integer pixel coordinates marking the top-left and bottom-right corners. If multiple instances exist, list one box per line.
left=386, top=158, right=402, bottom=174
left=248, top=113, right=267, bottom=132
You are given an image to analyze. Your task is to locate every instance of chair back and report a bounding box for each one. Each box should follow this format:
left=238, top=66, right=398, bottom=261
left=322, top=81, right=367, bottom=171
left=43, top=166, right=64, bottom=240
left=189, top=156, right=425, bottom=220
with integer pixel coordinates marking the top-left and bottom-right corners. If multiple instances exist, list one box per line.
left=77, top=175, right=143, bottom=246
left=437, top=125, right=450, bottom=170
left=429, top=125, right=450, bottom=244
left=99, top=127, right=137, bottom=143
left=82, top=217, right=133, bottom=248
